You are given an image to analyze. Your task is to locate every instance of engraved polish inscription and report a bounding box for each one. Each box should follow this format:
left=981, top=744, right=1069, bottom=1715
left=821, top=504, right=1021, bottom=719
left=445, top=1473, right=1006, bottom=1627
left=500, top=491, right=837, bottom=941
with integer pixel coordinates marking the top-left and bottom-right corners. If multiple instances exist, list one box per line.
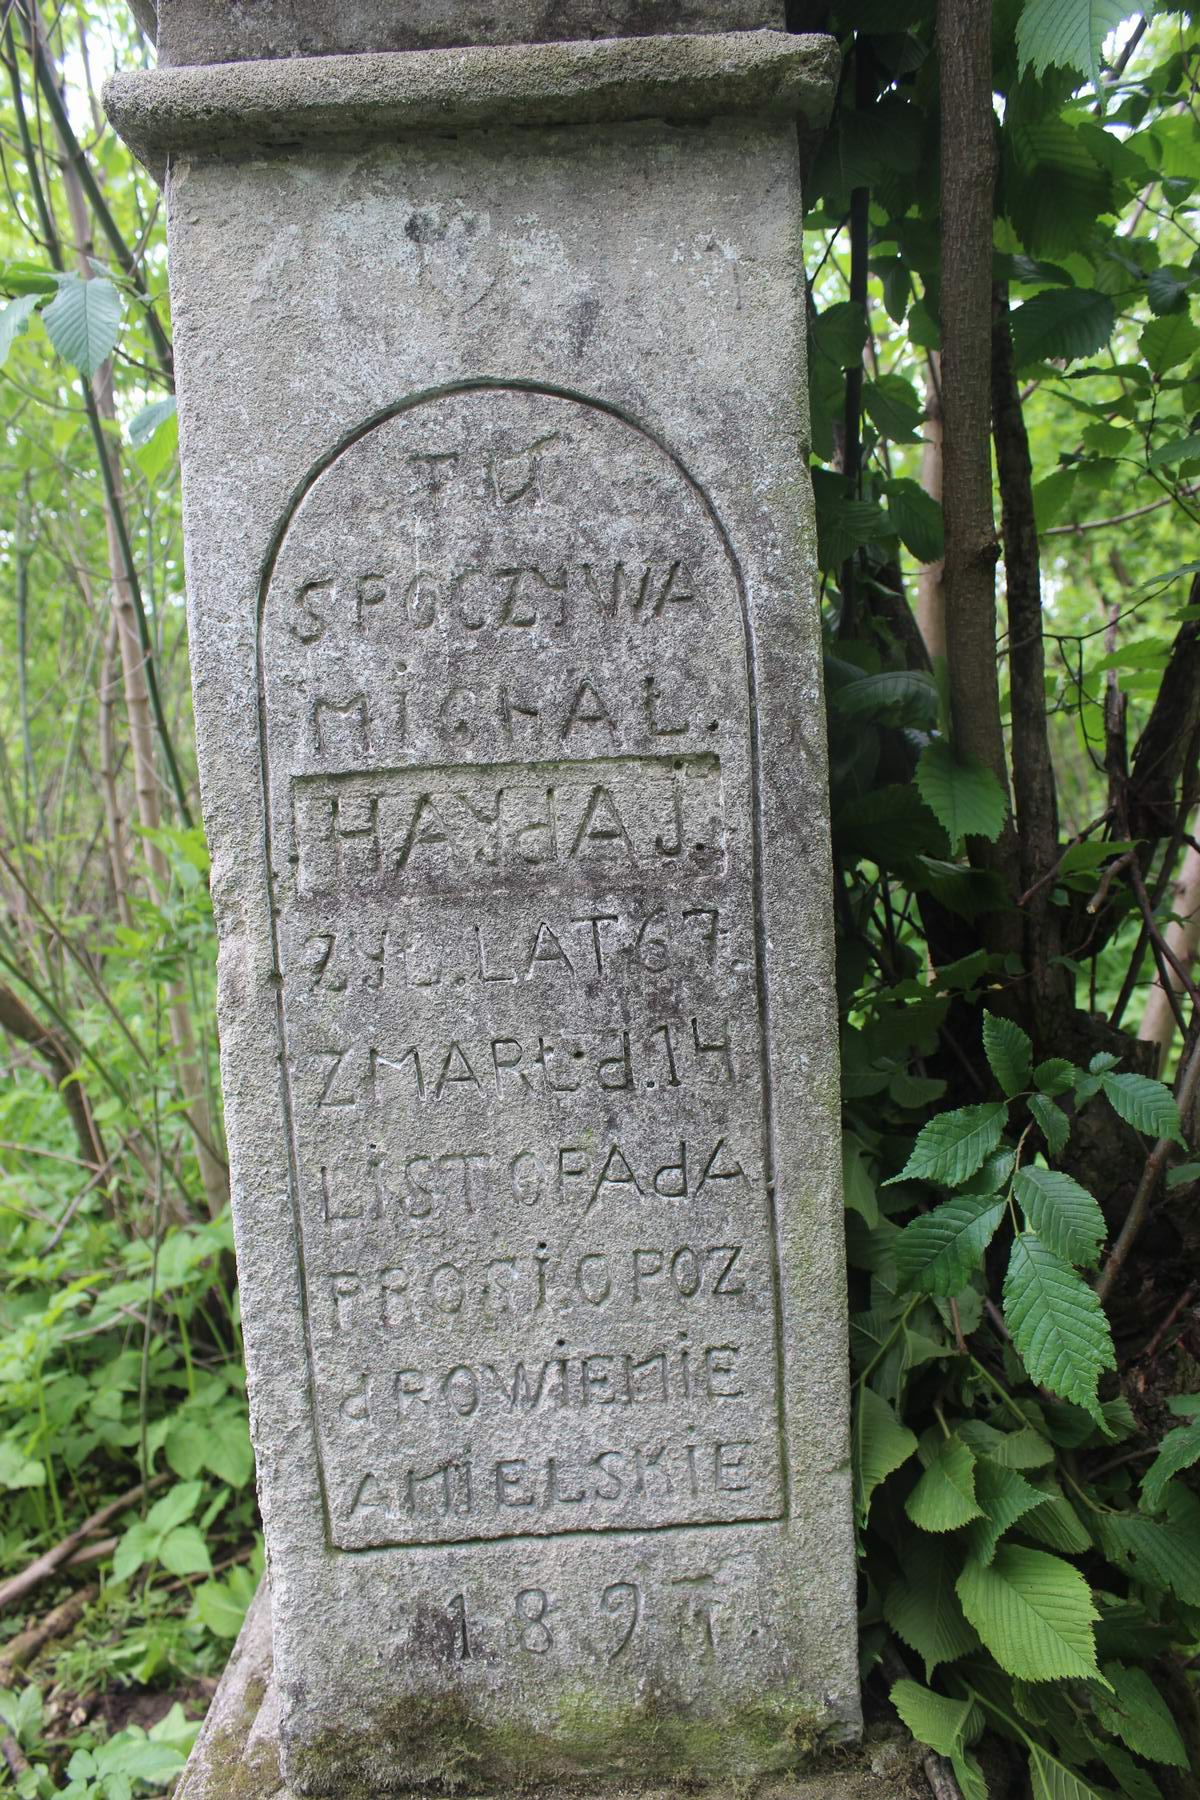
left=260, top=387, right=782, bottom=1549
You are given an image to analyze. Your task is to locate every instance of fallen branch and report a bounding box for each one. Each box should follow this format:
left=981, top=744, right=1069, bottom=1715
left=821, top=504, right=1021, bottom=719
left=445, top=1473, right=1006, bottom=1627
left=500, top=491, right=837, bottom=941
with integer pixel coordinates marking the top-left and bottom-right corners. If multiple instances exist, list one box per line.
left=0, top=1584, right=96, bottom=1686
left=0, top=1475, right=165, bottom=1613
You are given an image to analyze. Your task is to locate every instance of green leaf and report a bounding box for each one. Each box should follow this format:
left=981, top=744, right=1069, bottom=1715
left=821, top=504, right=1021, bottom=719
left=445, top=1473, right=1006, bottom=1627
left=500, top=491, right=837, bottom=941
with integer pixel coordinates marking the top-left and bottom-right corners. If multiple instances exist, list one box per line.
left=1028, top=1095, right=1070, bottom=1158
left=843, top=1132, right=880, bottom=1226
left=907, top=1436, right=983, bottom=1533
left=895, top=1193, right=1006, bottom=1296
left=884, top=1536, right=981, bottom=1677
left=1099, top=1072, right=1185, bottom=1144
left=165, top=1419, right=207, bottom=1481
left=883, top=478, right=945, bottom=563
left=40, top=274, right=122, bottom=378
left=1147, top=431, right=1200, bottom=469
left=1094, top=1507, right=1200, bottom=1605
left=959, top=1420, right=1055, bottom=1468
left=833, top=669, right=939, bottom=726
left=916, top=741, right=1009, bottom=851
left=128, top=396, right=177, bottom=451
left=862, top=375, right=924, bottom=443
left=964, top=1460, right=1046, bottom=1565
left=889, top=1680, right=980, bottom=1760
left=1005, top=117, right=1114, bottom=258
left=1140, top=312, right=1200, bottom=376
left=1028, top=1745, right=1111, bottom=1800
left=983, top=1013, right=1033, bottom=1098
left=1022, top=1489, right=1093, bottom=1554
left=810, top=299, right=869, bottom=369
left=1004, top=1232, right=1116, bottom=1416
left=888, top=1103, right=1009, bottom=1189
left=1141, top=1415, right=1200, bottom=1512
left=1147, top=265, right=1193, bottom=316
left=853, top=1385, right=918, bottom=1525
left=1013, top=1168, right=1106, bottom=1268
left=206, top=1415, right=254, bottom=1488
left=158, top=1525, right=213, bottom=1578
left=1094, top=1662, right=1188, bottom=1768
left=146, top=1479, right=203, bottom=1535
left=1010, top=288, right=1116, bottom=370
left=0, top=294, right=39, bottom=371
left=0, top=1440, right=46, bottom=1490
left=112, top=1520, right=158, bottom=1584
left=1034, top=1057, right=1077, bottom=1097
left=956, top=1544, right=1101, bottom=1682
left=1016, top=0, right=1129, bottom=89
left=192, top=1569, right=257, bottom=1640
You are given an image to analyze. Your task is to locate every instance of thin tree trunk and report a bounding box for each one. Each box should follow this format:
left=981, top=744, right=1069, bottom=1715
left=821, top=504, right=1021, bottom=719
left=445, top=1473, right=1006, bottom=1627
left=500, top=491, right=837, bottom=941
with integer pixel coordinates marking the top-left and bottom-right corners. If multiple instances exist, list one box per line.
left=916, top=352, right=946, bottom=663
left=33, top=5, right=228, bottom=1220
left=937, top=0, right=1021, bottom=940
left=991, top=282, right=1069, bottom=1028
left=98, top=616, right=134, bottom=933
left=1140, top=839, right=1200, bottom=1074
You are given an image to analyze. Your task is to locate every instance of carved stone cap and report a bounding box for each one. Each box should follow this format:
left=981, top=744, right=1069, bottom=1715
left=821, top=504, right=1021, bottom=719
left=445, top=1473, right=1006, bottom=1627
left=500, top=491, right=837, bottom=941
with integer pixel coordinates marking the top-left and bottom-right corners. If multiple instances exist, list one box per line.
left=154, top=0, right=787, bottom=65
left=104, top=30, right=840, bottom=181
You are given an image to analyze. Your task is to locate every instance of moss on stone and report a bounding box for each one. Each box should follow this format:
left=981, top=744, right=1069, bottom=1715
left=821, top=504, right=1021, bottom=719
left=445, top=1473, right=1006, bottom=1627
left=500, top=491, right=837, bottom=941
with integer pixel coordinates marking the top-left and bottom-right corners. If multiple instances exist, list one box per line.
left=284, top=1682, right=840, bottom=1797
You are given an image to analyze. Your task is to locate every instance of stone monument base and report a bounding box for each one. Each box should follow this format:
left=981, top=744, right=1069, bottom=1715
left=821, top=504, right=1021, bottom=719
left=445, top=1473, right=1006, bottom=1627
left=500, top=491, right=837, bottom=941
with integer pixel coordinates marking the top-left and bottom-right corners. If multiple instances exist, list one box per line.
left=178, top=1586, right=929, bottom=1800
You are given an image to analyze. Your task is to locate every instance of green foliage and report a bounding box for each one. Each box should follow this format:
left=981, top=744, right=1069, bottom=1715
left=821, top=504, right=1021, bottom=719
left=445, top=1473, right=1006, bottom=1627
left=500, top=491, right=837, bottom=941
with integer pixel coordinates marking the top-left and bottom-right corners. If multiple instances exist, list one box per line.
left=41, top=276, right=123, bottom=379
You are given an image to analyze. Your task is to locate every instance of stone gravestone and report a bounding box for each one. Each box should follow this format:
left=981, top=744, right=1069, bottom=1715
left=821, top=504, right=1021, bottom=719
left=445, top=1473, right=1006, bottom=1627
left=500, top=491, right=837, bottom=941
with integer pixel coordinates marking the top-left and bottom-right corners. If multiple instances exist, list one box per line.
left=107, top=6, right=859, bottom=1791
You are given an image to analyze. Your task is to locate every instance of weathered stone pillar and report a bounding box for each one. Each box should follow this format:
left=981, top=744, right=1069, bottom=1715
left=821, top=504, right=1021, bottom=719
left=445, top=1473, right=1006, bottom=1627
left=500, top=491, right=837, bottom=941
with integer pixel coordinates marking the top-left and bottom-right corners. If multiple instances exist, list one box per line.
left=107, top=7, right=858, bottom=1791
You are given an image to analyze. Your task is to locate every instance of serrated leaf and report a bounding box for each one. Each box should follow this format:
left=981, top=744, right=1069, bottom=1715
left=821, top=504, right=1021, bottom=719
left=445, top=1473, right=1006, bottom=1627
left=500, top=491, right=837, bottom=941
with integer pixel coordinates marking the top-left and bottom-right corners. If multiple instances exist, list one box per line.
left=1029, top=1094, right=1070, bottom=1158
left=0, top=294, right=39, bottom=371
left=41, top=274, right=123, bottom=378
left=956, top=1544, right=1100, bottom=1682
left=895, top=1193, right=1006, bottom=1296
left=883, top=477, right=945, bottom=563
left=1140, top=312, right=1200, bottom=375
left=1147, top=431, right=1200, bottom=469
left=1099, top=1072, right=1185, bottom=1144
left=964, top=1460, right=1046, bottom=1564
left=916, top=741, right=1009, bottom=850
left=1094, top=1662, right=1188, bottom=1768
left=1013, top=1168, right=1106, bottom=1268
left=833, top=669, right=939, bottom=725
left=1033, top=1057, right=1077, bottom=1097
left=1096, top=1508, right=1200, bottom=1605
left=906, top=1436, right=983, bottom=1533
left=884, top=1536, right=981, bottom=1677
left=890, top=1680, right=980, bottom=1759
left=1010, top=287, right=1116, bottom=370
left=1147, top=265, right=1192, bottom=316
left=1141, top=1415, right=1200, bottom=1512
left=1004, top=1233, right=1116, bottom=1416
left=1016, top=0, right=1129, bottom=89
left=983, top=1013, right=1033, bottom=1098
left=1086, top=1731, right=1166, bottom=1800
left=888, top=1103, right=1009, bottom=1190
left=1022, top=1489, right=1094, bottom=1555
left=862, top=374, right=923, bottom=443
left=951, top=1750, right=989, bottom=1800
left=1029, top=1745, right=1111, bottom=1800
left=853, top=1385, right=918, bottom=1525
left=1005, top=116, right=1114, bottom=258
left=959, top=1420, right=1055, bottom=1468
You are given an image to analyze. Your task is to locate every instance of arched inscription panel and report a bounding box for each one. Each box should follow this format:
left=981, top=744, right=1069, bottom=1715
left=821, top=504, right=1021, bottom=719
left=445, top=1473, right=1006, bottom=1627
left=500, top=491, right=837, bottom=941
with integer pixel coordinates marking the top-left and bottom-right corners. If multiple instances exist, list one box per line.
left=259, top=384, right=784, bottom=1550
